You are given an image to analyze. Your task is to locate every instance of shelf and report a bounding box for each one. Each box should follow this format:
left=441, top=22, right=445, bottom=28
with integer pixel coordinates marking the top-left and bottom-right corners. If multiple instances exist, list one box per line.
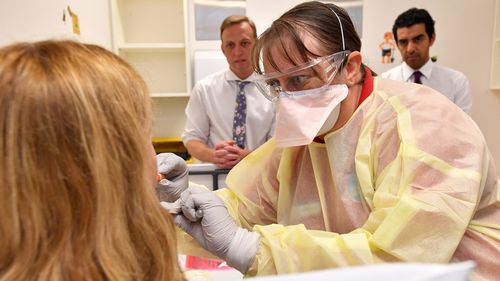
left=114, top=0, right=185, bottom=44
left=118, top=43, right=185, bottom=51
left=150, top=92, right=189, bottom=98
left=119, top=50, right=187, bottom=93
left=111, top=0, right=192, bottom=138
left=151, top=98, right=189, bottom=138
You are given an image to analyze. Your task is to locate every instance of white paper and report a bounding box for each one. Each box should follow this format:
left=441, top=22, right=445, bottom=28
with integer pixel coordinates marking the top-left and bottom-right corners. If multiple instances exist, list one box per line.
left=248, top=261, right=476, bottom=281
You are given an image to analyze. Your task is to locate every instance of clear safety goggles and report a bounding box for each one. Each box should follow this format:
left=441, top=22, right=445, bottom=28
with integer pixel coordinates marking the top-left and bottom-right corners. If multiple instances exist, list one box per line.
left=253, top=50, right=351, bottom=102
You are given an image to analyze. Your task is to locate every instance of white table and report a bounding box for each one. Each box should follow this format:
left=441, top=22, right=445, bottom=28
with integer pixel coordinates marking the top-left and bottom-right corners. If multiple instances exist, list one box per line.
left=188, top=163, right=230, bottom=190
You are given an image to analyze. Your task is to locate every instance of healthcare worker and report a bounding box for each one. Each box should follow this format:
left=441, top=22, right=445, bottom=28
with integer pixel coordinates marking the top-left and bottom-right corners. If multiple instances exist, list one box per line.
left=160, top=1, right=500, bottom=280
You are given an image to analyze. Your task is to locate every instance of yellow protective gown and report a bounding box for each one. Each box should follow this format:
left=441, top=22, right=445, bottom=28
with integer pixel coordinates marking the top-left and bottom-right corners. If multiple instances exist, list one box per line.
left=178, top=77, right=500, bottom=280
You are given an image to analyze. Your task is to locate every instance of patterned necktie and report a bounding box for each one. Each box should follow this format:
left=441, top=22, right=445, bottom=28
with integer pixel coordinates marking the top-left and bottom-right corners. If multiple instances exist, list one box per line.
left=233, top=81, right=250, bottom=149
left=413, top=70, right=423, bottom=84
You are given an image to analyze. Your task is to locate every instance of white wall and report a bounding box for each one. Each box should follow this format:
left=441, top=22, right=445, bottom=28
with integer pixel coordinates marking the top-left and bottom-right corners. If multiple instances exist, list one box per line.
left=0, top=0, right=111, bottom=49
left=362, top=0, right=500, bottom=166
left=247, top=0, right=305, bottom=36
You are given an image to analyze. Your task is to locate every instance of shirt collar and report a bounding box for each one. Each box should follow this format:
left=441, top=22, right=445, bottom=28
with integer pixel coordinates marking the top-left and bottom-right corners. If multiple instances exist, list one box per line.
left=419, top=59, right=434, bottom=78
left=224, top=69, right=257, bottom=83
left=401, top=59, right=434, bottom=81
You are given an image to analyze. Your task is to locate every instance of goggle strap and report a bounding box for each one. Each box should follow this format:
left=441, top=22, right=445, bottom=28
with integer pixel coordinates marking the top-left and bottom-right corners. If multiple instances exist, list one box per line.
left=324, top=52, right=348, bottom=80
left=325, top=62, right=335, bottom=74
left=330, top=7, right=345, bottom=51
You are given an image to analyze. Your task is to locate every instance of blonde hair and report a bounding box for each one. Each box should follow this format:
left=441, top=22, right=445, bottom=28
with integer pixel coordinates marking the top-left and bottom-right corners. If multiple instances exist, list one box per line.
left=0, top=40, right=184, bottom=281
left=220, top=15, right=257, bottom=39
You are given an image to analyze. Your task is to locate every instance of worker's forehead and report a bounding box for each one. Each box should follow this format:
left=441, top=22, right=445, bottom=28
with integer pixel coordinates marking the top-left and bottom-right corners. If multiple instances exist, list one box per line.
left=262, top=35, right=324, bottom=73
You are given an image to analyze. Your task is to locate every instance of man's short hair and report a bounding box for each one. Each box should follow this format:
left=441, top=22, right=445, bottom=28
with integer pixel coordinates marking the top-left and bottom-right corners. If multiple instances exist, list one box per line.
left=392, top=8, right=435, bottom=42
left=220, top=15, right=257, bottom=39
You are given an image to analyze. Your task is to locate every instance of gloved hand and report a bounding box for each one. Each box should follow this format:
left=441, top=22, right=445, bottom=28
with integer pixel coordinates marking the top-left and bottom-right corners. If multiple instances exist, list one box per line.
left=161, top=187, right=260, bottom=274
left=156, top=153, right=188, bottom=202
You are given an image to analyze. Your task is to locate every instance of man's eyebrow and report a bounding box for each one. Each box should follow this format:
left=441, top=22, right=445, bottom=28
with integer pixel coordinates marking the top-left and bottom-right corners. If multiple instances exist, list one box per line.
left=412, top=34, right=426, bottom=40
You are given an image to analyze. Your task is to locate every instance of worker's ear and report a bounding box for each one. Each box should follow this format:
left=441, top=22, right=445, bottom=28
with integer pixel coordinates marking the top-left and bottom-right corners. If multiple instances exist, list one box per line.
left=344, top=51, right=362, bottom=86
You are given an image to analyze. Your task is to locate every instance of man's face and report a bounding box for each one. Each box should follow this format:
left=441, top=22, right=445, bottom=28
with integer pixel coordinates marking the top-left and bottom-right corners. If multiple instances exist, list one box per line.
left=221, top=22, right=256, bottom=79
left=396, top=23, right=435, bottom=69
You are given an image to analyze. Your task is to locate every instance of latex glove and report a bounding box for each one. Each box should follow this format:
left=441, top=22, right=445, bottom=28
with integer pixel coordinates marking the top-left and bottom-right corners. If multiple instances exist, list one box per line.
left=163, top=187, right=259, bottom=274
left=156, top=153, right=188, bottom=202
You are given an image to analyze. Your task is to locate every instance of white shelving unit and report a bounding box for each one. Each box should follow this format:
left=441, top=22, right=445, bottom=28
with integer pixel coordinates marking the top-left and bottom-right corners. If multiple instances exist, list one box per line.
left=490, top=0, right=500, bottom=89
left=110, top=0, right=191, bottom=137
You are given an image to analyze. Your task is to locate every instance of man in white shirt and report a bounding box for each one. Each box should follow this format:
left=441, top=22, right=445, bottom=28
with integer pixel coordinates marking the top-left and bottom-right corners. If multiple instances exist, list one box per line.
left=381, top=8, right=472, bottom=114
left=182, top=15, right=275, bottom=169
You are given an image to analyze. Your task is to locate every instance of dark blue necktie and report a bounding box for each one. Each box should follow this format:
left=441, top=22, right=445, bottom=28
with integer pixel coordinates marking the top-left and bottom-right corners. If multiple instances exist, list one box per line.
left=413, top=70, right=423, bottom=84
left=233, top=81, right=250, bottom=149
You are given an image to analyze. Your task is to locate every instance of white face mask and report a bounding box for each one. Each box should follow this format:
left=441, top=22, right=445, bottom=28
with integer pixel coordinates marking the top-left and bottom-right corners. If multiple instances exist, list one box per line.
left=274, top=84, right=348, bottom=147
left=317, top=104, right=341, bottom=136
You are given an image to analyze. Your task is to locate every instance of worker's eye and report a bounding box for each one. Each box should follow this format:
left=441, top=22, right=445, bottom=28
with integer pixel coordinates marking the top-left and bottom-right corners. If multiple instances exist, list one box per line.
left=288, top=75, right=308, bottom=89
left=290, top=75, right=307, bottom=84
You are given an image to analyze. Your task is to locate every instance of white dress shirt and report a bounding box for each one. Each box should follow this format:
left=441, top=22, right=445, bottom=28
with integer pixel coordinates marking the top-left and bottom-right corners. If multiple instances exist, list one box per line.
left=381, top=60, right=472, bottom=114
left=182, top=69, right=275, bottom=150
